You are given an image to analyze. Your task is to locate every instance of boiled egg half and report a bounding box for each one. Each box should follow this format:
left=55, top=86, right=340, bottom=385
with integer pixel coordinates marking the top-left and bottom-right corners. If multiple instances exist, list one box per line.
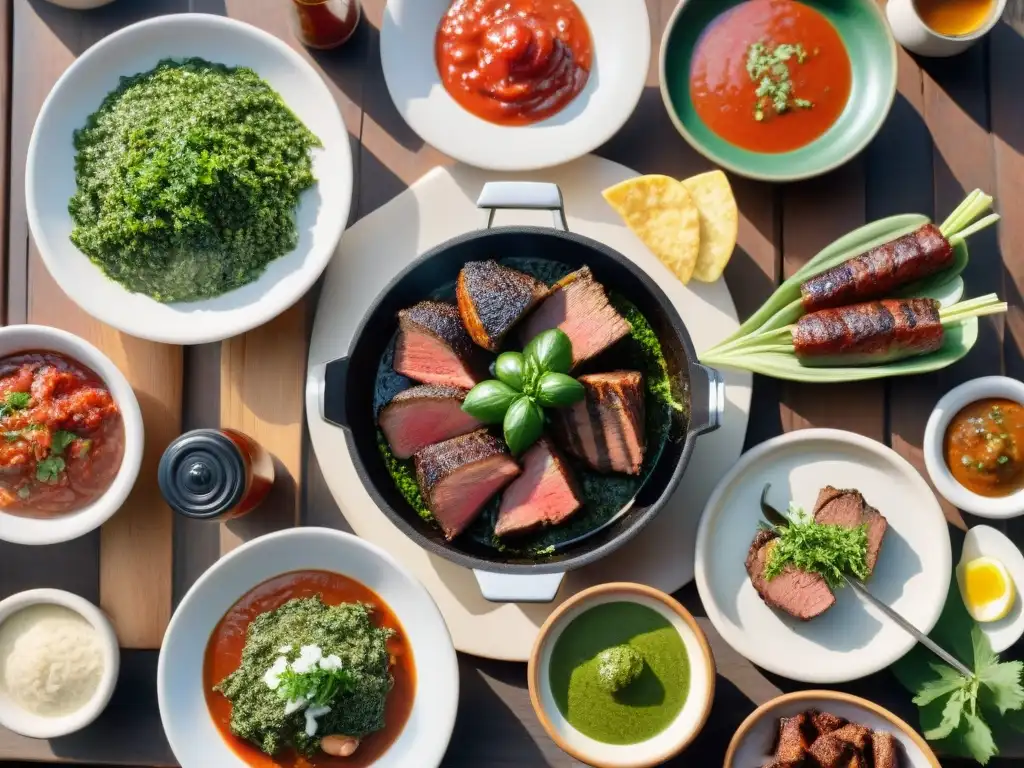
left=956, top=525, right=1024, bottom=652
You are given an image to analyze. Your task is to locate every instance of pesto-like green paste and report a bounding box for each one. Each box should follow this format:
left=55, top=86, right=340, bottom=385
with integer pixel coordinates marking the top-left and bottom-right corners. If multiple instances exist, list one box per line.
left=214, top=597, right=392, bottom=757
left=549, top=602, right=690, bottom=745
left=68, top=58, right=320, bottom=302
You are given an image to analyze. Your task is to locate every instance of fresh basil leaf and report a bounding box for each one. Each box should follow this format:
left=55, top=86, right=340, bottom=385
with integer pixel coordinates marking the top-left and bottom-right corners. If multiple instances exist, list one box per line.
left=462, top=380, right=518, bottom=424
left=495, top=352, right=525, bottom=391
left=962, top=710, right=998, bottom=765
left=534, top=372, right=585, bottom=408
left=914, top=663, right=969, bottom=707
left=503, top=396, right=543, bottom=456
left=521, top=354, right=539, bottom=396
left=979, top=659, right=1024, bottom=715
left=524, top=329, right=573, bottom=375
left=923, top=688, right=966, bottom=740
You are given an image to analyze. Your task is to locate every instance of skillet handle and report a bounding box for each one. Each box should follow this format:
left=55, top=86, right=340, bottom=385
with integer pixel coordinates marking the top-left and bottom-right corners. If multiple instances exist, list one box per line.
left=476, top=181, right=569, bottom=231
left=688, top=363, right=725, bottom=436
left=472, top=570, right=565, bottom=603
left=321, top=356, right=351, bottom=430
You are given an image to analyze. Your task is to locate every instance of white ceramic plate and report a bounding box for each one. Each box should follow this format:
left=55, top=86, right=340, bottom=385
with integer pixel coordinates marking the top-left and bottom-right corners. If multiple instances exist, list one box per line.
left=26, top=14, right=352, bottom=345
left=725, top=691, right=940, bottom=768
left=158, top=528, right=458, bottom=768
left=380, top=0, right=650, bottom=171
left=695, top=429, right=952, bottom=684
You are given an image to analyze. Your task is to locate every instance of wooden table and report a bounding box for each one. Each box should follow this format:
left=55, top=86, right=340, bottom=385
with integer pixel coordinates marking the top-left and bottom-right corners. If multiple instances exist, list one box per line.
left=1, top=0, right=1022, bottom=765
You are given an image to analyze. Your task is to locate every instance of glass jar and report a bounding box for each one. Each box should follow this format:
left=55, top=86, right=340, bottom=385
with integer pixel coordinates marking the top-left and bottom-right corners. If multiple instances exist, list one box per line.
left=289, top=0, right=362, bottom=50
left=158, top=428, right=275, bottom=521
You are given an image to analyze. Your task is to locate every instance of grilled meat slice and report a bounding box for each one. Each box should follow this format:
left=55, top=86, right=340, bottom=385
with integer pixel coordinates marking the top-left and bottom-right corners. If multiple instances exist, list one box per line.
left=871, top=731, right=900, bottom=768
left=457, top=260, right=548, bottom=352
left=394, top=301, right=483, bottom=389
left=378, top=385, right=482, bottom=459
left=518, top=266, right=630, bottom=367
left=774, top=713, right=810, bottom=764
left=808, top=734, right=853, bottom=768
left=830, top=723, right=872, bottom=753
left=793, top=298, right=943, bottom=365
left=415, top=430, right=520, bottom=540
left=800, top=223, right=953, bottom=312
left=813, top=486, right=889, bottom=575
left=496, top=439, right=583, bottom=537
left=746, top=529, right=836, bottom=620
left=551, top=371, right=645, bottom=475
left=810, top=709, right=847, bottom=737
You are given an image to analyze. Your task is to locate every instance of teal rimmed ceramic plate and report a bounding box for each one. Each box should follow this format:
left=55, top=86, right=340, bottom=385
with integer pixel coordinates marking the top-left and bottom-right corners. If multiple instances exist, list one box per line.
left=659, top=0, right=897, bottom=182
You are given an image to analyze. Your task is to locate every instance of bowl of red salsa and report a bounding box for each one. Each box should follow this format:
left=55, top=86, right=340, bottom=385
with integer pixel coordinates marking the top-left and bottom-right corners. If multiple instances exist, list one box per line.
left=659, top=0, right=896, bottom=181
left=0, top=326, right=142, bottom=545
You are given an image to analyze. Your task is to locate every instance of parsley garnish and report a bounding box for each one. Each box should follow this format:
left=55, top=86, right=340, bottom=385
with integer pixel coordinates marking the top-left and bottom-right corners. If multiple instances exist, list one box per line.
left=275, top=665, right=355, bottom=708
left=745, top=41, right=814, bottom=121
left=36, top=456, right=65, bottom=483
left=50, top=430, right=78, bottom=456
left=762, top=503, right=869, bottom=589
left=0, top=391, right=31, bottom=419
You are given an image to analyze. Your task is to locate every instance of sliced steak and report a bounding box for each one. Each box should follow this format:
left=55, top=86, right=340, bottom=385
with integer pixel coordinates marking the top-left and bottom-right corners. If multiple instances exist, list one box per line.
left=378, top=385, right=483, bottom=459
left=518, top=266, right=631, bottom=367
left=394, top=301, right=482, bottom=389
left=495, top=439, right=583, bottom=537
left=457, top=261, right=548, bottom=352
left=415, top=430, right=520, bottom=540
left=871, top=731, right=900, bottom=768
left=813, top=486, right=889, bottom=575
left=551, top=371, right=645, bottom=475
left=746, top=529, right=836, bottom=620
left=774, top=713, right=810, bottom=764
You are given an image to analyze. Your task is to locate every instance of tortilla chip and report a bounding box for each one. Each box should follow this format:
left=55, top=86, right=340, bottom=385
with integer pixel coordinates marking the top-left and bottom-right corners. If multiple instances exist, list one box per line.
left=680, top=170, right=738, bottom=283
left=602, top=174, right=701, bottom=284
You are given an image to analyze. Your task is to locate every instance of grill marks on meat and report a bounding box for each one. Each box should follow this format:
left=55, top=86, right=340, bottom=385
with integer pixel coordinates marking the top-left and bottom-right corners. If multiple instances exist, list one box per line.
left=414, top=430, right=520, bottom=540
left=518, top=267, right=631, bottom=367
left=394, top=301, right=483, bottom=389
left=793, top=298, right=943, bottom=364
left=765, top=709, right=903, bottom=768
left=745, top=529, right=836, bottom=621
left=551, top=371, right=645, bottom=475
left=812, top=486, right=888, bottom=575
left=378, top=385, right=482, bottom=459
left=495, top=439, right=582, bottom=537
left=457, top=261, right=548, bottom=351
left=800, top=223, right=954, bottom=312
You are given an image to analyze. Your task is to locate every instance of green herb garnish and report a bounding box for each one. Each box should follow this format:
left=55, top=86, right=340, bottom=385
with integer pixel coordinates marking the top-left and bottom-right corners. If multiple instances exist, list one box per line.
left=763, top=503, right=869, bottom=589
left=50, top=430, right=78, bottom=456
left=0, top=391, right=31, bottom=419
left=36, top=456, right=65, bottom=483
left=275, top=663, right=355, bottom=708
left=745, top=41, right=813, bottom=121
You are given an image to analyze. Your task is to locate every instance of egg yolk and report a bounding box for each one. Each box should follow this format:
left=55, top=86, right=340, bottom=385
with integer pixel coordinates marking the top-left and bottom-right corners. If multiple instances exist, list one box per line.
left=965, top=560, right=1008, bottom=606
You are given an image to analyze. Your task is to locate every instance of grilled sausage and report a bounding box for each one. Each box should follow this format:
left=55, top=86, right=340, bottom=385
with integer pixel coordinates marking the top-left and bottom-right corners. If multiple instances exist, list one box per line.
left=793, top=298, right=943, bottom=364
left=800, top=224, right=953, bottom=312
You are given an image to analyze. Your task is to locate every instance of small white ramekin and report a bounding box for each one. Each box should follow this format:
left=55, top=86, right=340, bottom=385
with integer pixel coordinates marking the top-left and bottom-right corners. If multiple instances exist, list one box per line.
left=0, top=589, right=120, bottom=739
left=886, top=0, right=1007, bottom=57
left=923, top=376, right=1024, bottom=519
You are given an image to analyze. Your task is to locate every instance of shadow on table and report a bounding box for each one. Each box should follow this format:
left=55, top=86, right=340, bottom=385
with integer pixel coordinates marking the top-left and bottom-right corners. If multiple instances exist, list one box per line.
left=27, top=0, right=192, bottom=55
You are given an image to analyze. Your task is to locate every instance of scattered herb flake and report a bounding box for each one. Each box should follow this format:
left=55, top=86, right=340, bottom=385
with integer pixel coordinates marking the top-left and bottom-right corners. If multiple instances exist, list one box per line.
left=35, top=456, right=65, bottom=484
left=50, top=430, right=78, bottom=456
left=745, top=40, right=814, bottom=121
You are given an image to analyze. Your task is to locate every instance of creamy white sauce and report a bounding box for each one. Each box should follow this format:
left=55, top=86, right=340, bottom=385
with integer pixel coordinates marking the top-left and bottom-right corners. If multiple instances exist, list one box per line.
left=0, top=604, right=104, bottom=717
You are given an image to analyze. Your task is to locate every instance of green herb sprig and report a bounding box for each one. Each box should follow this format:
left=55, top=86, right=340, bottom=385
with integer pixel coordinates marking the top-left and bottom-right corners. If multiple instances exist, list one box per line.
left=461, top=329, right=585, bottom=455
left=745, top=41, right=813, bottom=121
left=762, top=502, right=869, bottom=589
left=0, top=391, right=31, bottom=420
left=275, top=665, right=355, bottom=708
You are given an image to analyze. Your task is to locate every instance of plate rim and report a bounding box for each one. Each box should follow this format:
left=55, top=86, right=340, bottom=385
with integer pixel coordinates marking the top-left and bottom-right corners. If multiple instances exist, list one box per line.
left=694, top=427, right=952, bottom=683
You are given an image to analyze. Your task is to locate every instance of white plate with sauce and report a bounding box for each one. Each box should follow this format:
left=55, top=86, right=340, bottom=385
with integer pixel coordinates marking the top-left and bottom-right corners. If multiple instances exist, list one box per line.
left=695, top=429, right=952, bottom=684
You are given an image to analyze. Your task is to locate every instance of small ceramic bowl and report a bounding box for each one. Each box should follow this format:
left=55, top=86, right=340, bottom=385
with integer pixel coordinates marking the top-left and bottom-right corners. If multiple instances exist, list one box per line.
left=0, top=325, right=143, bottom=546
left=40, top=0, right=116, bottom=7
left=725, top=690, right=940, bottom=767
left=659, top=0, right=897, bottom=182
left=0, top=589, right=120, bottom=739
left=528, top=583, right=715, bottom=768
left=923, top=376, right=1024, bottom=519
left=887, top=0, right=1007, bottom=57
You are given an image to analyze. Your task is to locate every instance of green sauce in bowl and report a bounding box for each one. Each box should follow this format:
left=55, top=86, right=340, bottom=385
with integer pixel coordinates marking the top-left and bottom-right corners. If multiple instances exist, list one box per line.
left=548, top=601, right=690, bottom=745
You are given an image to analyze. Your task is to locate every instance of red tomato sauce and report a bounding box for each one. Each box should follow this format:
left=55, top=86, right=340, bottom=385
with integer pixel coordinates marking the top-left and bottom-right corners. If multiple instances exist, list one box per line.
left=435, top=0, right=592, bottom=125
left=203, top=571, right=416, bottom=768
left=0, top=351, right=123, bottom=517
left=689, top=0, right=852, bottom=153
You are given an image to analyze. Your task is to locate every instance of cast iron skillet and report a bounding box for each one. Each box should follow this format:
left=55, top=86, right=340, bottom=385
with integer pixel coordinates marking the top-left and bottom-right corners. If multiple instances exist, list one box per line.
left=320, top=182, right=724, bottom=602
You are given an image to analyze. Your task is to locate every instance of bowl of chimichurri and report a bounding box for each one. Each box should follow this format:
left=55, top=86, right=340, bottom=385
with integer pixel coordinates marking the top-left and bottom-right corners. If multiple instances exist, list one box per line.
left=527, top=582, right=715, bottom=767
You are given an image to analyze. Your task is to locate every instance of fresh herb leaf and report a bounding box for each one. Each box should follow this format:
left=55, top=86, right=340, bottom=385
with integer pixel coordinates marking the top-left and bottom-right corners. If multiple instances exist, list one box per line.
left=36, top=456, right=65, bottom=483
left=50, top=430, right=78, bottom=456
left=923, top=688, right=966, bottom=740
left=275, top=665, right=355, bottom=708
left=762, top=503, right=869, bottom=588
left=914, top=662, right=969, bottom=706
left=5, top=392, right=30, bottom=410
left=962, top=710, right=998, bottom=765
left=973, top=623, right=998, bottom=674
left=980, top=658, right=1024, bottom=714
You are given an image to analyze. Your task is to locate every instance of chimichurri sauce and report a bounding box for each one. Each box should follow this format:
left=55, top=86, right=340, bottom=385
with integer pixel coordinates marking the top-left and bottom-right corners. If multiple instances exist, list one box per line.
left=372, top=258, right=687, bottom=556
left=548, top=601, right=690, bottom=745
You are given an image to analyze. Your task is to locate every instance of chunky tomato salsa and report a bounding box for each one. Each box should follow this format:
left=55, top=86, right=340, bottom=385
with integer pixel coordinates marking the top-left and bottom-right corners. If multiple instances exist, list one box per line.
left=435, top=0, right=592, bottom=126
left=0, top=351, right=123, bottom=517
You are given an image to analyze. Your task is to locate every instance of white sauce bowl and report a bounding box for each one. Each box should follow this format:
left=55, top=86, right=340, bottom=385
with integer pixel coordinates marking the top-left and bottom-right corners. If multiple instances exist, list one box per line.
left=923, top=376, right=1024, bottom=518
left=0, top=589, right=119, bottom=739
left=0, top=325, right=143, bottom=545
